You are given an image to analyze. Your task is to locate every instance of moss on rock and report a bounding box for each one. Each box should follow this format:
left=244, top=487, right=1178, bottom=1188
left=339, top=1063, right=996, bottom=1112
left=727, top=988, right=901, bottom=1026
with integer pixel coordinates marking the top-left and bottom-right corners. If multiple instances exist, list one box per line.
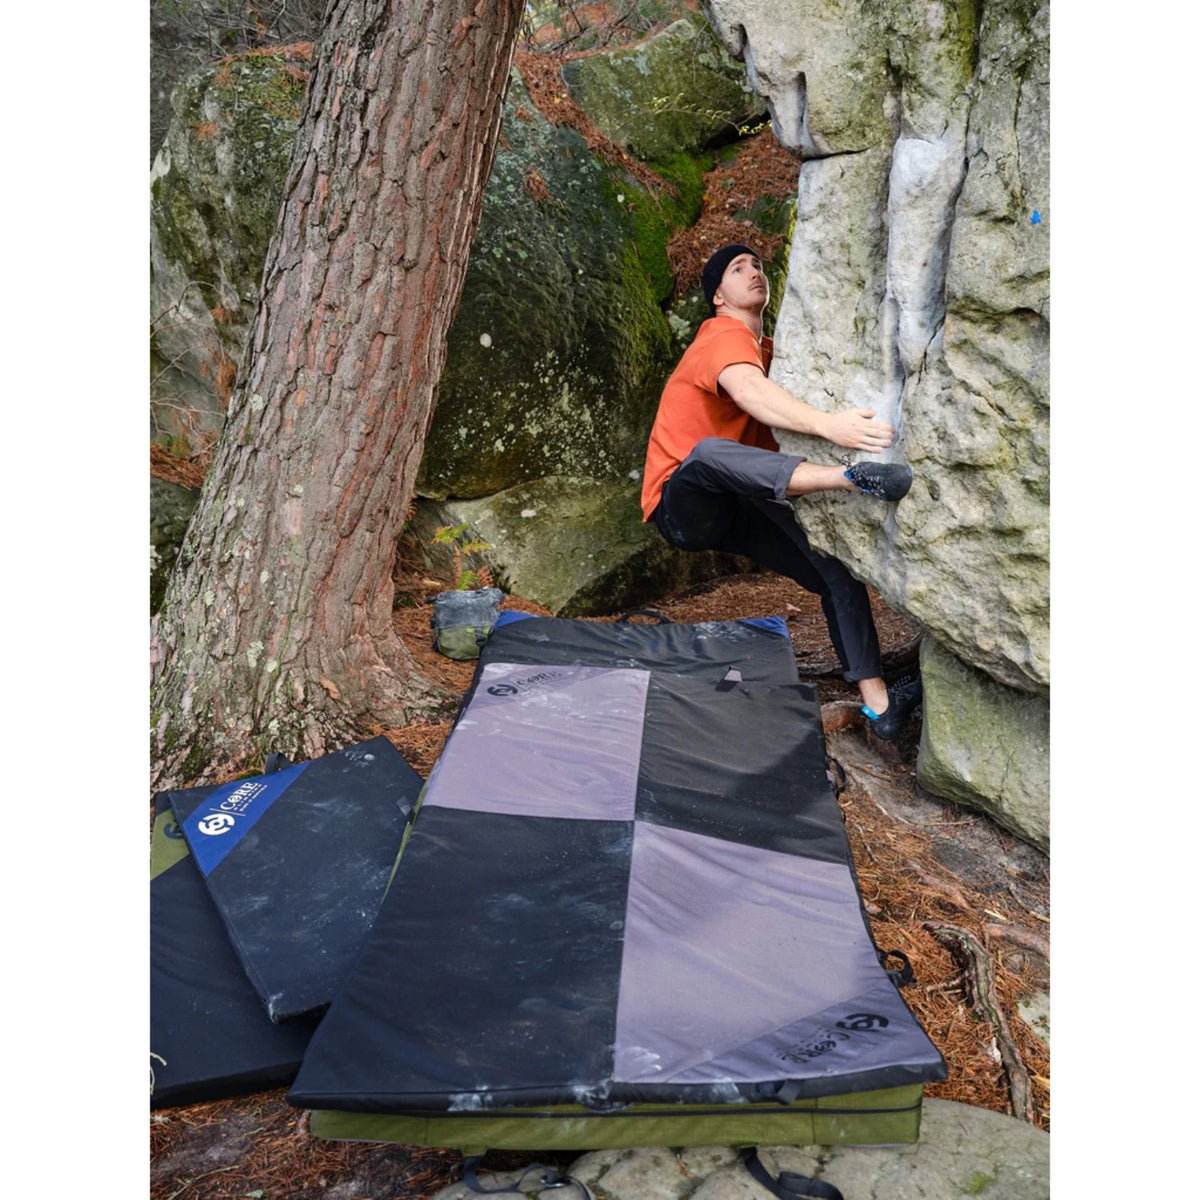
left=916, top=636, right=1048, bottom=851
left=560, top=18, right=764, bottom=162
left=412, top=478, right=750, bottom=616
left=418, top=70, right=693, bottom=500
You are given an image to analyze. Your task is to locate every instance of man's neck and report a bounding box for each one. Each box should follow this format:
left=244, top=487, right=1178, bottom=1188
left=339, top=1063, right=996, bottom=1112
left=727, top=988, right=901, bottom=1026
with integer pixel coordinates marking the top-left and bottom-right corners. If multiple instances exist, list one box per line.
left=715, top=306, right=763, bottom=340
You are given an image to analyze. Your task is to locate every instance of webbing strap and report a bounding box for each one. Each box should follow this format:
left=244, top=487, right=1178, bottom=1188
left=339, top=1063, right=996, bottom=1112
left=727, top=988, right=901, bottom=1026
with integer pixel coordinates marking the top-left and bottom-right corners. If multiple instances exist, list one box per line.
left=879, top=947, right=916, bottom=987
left=739, top=1148, right=844, bottom=1200
left=462, top=1156, right=591, bottom=1197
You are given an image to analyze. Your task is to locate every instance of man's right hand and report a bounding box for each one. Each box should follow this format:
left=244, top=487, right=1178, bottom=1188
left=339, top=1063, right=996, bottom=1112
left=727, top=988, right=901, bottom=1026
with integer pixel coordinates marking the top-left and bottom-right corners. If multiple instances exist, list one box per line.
left=820, top=408, right=895, bottom=452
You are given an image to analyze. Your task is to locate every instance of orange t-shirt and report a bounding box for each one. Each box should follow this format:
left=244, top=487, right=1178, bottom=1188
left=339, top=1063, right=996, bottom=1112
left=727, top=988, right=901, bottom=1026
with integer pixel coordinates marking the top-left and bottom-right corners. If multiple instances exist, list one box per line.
left=640, top=317, right=777, bottom=521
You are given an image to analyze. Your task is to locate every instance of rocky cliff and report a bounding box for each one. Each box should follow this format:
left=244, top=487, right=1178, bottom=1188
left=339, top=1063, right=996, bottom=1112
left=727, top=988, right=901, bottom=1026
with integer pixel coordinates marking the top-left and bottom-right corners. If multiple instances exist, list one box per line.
left=706, top=0, right=1049, bottom=847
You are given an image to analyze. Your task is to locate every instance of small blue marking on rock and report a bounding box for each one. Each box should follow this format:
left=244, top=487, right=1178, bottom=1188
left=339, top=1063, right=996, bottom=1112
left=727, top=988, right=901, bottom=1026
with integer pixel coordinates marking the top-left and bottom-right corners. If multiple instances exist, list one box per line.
left=1031, top=210, right=1041, bottom=224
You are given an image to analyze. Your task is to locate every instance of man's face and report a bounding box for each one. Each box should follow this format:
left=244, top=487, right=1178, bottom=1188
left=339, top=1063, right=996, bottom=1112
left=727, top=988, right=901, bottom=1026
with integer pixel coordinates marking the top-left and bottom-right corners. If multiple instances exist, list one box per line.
left=714, top=252, right=769, bottom=314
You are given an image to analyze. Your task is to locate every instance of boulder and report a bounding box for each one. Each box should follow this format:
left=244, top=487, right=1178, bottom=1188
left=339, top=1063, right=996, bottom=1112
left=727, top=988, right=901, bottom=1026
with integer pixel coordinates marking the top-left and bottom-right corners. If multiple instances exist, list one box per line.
left=151, top=478, right=202, bottom=614
left=705, top=0, right=1049, bottom=840
left=916, top=637, right=1049, bottom=852
left=425, top=1099, right=1048, bottom=1199
left=409, top=478, right=748, bottom=617
left=416, top=71, right=698, bottom=500
left=560, top=18, right=763, bottom=163
left=150, top=49, right=310, bottom=442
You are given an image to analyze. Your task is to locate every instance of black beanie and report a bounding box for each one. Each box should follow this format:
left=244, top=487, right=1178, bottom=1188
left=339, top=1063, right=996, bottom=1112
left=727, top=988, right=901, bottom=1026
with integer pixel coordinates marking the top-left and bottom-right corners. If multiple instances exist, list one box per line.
left=701, top=243, right=759, bottom=312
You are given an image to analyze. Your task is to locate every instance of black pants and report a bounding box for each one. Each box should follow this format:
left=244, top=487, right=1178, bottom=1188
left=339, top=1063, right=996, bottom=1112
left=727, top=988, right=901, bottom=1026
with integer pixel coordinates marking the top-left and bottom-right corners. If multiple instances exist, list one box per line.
left=652, top=437, right=883, bottom=682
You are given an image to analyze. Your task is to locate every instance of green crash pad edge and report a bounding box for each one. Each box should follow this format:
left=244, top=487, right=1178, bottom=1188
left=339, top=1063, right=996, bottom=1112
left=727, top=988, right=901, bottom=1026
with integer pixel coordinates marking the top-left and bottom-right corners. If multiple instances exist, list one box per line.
left=306, top=1084, right=926, bottom=1151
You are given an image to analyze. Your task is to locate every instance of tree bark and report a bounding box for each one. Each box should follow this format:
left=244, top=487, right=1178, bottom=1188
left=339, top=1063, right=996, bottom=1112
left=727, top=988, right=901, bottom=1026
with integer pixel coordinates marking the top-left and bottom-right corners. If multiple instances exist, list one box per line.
left=151, top=0, right=525, bottom=789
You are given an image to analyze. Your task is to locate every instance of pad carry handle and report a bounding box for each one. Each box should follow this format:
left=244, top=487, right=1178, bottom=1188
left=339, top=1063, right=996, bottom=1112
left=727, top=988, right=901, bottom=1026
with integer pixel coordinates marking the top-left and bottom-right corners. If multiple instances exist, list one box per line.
left=740, top=1148, right=844, bottom=1200
left=615, top=608, right=671, bottom=624
left=879, top=947, right=916, bottom=987
left=462, top=1156, right=591, bottom=1197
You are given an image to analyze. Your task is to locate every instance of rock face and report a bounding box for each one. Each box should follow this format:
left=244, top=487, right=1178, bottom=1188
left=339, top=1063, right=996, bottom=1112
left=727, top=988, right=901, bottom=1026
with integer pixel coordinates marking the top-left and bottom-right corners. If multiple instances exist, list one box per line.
left=150, top=49, right=310, bottom=442
left=424, top=1099, right=1049, bottom=1199
left=561, top=18, right=763, bottom=162
left=706, top=0, right=1050, bottom=843
left=917, top=637, right=1050, bottom=851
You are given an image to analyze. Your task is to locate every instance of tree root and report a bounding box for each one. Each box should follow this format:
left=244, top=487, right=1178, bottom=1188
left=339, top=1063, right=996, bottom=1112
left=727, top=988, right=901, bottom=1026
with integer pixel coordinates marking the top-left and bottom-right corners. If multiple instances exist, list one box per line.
left=905, top=859, right=972, bottom=912
left=820, top=700, right=864, bottom=734
left=923, top=920, right=1036, bottom=1123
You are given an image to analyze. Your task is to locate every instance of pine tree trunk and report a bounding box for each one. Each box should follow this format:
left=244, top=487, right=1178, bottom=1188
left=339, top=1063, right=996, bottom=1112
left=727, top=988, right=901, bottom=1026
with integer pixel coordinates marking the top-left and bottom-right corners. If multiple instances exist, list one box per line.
left=150, top=0, right=525, bottom=789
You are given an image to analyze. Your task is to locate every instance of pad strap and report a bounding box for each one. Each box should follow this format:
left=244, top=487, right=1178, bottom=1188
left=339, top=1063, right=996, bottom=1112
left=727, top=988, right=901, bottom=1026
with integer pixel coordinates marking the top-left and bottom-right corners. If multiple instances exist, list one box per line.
left=462, top=1156, right=591, bottom=1197
left=739, top=1148, right=844, bottom=1200
left=879, top=947, right=916, bottom=987
left=615, top=608, right=670, bottom=624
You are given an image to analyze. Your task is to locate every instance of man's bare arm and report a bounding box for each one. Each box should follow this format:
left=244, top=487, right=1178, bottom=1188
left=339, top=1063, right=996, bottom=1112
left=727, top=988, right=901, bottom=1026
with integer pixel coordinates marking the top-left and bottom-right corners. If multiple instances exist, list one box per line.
left=718, top=362, right=895, bottom=453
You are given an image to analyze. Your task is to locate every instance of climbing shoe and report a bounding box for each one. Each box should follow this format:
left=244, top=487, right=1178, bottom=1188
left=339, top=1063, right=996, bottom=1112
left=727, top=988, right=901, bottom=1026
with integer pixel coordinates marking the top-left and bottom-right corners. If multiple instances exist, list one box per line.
left=863, top=677, right=923, bottom=740
left=844, top=461, right=914, bottom=502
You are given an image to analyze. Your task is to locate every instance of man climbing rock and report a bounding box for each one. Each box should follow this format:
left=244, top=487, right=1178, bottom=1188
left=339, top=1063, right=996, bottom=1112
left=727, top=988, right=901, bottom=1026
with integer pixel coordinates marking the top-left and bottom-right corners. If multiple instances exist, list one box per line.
left=641, top=243, right=920, bottom=738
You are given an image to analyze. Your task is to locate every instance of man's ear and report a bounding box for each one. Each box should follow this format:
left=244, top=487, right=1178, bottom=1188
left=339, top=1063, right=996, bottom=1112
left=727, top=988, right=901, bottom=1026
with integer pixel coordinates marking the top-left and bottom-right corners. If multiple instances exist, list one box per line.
left=712, top=287, right=724, bottom=310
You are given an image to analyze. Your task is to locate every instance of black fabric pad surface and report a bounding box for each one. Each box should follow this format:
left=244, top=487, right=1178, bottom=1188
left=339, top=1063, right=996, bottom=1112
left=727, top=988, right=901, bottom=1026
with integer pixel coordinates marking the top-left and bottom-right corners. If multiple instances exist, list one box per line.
left=167, top=736, right=423, bottom=1022
left=480, top=613, right=799, bottom=685
left=289, top=807, right=635, bottom=1107
left=637, top=673, right=848, bottom=864
left=150, top=793, right=319, bottom=1109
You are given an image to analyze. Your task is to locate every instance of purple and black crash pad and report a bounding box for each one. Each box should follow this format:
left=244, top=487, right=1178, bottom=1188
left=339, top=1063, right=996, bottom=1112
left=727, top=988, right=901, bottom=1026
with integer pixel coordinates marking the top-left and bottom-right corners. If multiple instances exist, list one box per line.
left=150, top=791, right=319, bottom=1109
left=287, top=617, right=946, bottom=1146
left=167, top=736, right=423, bottom=1023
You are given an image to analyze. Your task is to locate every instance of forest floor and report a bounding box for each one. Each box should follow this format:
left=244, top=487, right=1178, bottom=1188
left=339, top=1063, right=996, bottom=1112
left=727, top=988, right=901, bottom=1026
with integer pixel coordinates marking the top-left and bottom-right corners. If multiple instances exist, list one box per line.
left=150, top=550, right=1050, bottom=1200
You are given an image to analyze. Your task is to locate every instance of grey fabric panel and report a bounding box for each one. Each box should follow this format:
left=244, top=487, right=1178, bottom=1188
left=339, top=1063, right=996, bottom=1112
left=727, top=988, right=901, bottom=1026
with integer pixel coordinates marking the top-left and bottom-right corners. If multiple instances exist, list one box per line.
left=425, top=663, right=650, bottom=822
left=672, top=977, right=946, bottom=1085
left=613, top=821, right=882, bottom=1085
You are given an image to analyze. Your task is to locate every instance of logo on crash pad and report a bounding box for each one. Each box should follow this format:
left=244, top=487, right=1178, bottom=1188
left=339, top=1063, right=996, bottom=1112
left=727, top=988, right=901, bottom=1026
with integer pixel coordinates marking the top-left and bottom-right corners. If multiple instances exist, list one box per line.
left=485, top=669, right=567, bottom=698
left=182, top=760, right=310, bottom=875
left=836, top=1013, right=889, bottom=1031
left=198, top=812, right=237, bottom=836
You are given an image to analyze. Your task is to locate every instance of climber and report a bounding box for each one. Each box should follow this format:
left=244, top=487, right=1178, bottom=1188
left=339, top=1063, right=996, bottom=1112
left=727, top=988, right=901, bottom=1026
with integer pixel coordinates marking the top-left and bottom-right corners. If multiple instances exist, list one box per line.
left=641, top=243, right=921, bottom=738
